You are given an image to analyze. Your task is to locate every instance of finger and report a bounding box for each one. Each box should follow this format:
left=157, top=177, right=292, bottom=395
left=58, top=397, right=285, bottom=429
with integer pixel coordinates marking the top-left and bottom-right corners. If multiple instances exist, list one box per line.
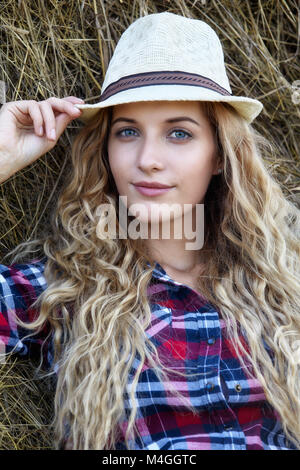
left=25, top=101, right=44, bottom=136
left=39, top=101, right=58, bottom=141
left=6, top=100, right=43, bottom=131
left=47, top=97, right=82, bottom=120
left=54, top=111, right=77, bottom=139
left=40, top=98, right=81, bottom=140
left=61, top=96, right=85, bottom=103
left=52, top=97, right=84, bottom=118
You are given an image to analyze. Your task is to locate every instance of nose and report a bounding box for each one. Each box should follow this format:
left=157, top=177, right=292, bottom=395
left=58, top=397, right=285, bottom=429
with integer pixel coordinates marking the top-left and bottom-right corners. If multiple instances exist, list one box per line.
left=136, top=136, right=164, bottom=173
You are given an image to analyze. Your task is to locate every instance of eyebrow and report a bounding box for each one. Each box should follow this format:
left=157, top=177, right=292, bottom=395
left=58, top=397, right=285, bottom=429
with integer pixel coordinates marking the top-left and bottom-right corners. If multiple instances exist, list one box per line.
left=111, top=116, right=201, bottom=127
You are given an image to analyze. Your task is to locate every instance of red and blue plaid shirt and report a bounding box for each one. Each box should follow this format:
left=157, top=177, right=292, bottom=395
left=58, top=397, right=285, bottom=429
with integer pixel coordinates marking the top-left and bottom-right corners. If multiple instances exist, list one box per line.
left=0, top=258, right=296, bottom=450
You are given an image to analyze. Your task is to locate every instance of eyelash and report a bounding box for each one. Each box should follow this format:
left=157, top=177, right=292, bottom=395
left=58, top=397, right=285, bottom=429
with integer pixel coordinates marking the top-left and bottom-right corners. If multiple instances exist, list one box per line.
left=115, top=127, right=192, bottom=140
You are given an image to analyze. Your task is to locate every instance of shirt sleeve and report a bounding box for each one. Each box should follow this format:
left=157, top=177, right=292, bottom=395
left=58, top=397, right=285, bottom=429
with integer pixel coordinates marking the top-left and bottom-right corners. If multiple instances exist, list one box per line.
left=0, top=256, right=51, bottom=368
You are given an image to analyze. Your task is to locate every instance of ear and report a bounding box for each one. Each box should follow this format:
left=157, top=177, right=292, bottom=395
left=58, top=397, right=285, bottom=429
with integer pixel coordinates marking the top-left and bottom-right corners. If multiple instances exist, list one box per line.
left=212, top=156, right=222, bottom=175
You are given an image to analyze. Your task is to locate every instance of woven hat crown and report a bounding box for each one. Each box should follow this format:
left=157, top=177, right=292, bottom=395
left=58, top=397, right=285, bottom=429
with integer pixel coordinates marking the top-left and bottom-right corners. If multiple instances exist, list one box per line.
left=75, top=12, right=263, bottom=123
left=102, top=12, right=232, bottom=95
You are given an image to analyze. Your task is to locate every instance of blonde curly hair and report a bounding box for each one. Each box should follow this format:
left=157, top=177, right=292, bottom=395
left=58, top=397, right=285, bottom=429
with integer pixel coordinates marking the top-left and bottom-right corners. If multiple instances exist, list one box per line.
left=6, top=100, right=300, bottom=449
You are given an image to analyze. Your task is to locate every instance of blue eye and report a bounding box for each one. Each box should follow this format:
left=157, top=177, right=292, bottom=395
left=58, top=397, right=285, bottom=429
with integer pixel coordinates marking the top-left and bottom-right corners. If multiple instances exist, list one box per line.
left=116, top=128, right=138, bottom=137
left=170, top=129, right=191, bottom=140
left=115, top=128, right=192, bottom=140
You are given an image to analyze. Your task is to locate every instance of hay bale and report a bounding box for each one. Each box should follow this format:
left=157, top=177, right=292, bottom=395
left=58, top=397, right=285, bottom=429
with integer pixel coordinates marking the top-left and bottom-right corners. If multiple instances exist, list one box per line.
left=0, top=356, right=55, bottom=449
left=0, top=0, right=299, bottom=449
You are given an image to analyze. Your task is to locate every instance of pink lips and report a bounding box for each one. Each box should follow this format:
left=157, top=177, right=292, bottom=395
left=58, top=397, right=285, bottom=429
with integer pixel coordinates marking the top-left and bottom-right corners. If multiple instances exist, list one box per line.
left=133, top=183, right=173, bottom=196
left=134, top=185, right=173, bottom=196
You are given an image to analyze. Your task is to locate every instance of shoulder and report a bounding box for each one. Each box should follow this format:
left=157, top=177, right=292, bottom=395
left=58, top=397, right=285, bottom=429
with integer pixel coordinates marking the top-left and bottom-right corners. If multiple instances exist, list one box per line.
left=0, top=256, right=48, bottom=303
left=0, top=256, right=51, bottom=365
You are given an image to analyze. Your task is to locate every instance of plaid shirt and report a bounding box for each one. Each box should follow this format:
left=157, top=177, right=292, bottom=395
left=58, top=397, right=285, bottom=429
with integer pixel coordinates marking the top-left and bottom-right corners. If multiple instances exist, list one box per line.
left=0, top=258, right=296, bottom=450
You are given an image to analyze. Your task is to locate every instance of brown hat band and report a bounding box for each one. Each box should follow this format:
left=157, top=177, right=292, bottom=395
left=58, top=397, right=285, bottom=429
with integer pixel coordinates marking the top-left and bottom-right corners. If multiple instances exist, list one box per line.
left=99, top=70, right=232, bottom=102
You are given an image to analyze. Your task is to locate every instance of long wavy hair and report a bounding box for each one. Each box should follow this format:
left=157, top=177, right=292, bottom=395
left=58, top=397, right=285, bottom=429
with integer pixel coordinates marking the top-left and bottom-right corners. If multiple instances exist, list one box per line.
left=4, top=100, right=300, bottom=450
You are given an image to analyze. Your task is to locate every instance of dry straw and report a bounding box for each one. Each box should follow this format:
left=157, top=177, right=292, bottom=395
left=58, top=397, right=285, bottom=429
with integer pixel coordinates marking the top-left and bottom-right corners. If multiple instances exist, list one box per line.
left=0, top=0, right=299, bottom=450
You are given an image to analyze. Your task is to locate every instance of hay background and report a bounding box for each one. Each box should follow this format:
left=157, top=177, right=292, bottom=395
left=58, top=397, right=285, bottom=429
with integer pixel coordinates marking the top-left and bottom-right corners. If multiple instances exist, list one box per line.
left=0, top=0, right=299, bottom=450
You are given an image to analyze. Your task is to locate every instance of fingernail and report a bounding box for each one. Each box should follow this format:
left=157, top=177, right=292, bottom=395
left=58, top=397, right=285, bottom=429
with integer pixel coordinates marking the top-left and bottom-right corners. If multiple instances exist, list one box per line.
left=49, top=129, right=56, bottom=140
left=39, top=126, right=43, bottom=136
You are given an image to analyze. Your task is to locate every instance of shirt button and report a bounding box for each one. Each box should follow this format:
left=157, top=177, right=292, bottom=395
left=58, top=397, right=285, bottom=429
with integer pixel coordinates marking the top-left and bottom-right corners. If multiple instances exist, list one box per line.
left=206, top=382, right=214, bottom=391
left=224, top=425, right=233, bottom=431
left=235, top=384, right=242, bottom=392
left=207, top=338, right=216, bottom=345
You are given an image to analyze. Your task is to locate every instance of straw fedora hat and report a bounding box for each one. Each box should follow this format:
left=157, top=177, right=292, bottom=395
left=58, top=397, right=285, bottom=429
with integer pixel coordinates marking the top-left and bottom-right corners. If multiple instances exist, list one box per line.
left=75, top=11, right=263, bottom=124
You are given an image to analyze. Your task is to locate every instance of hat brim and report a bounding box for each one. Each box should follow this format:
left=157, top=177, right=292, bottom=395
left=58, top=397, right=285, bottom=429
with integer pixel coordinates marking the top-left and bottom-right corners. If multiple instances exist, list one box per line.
left=74, top=85, right=263, bottom=124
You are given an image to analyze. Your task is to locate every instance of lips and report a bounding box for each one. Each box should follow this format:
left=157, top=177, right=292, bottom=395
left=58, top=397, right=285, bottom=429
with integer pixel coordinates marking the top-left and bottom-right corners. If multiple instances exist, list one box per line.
left=133, top=181, right=173, bottom=189
left=133, top=184, right=174, bottom=197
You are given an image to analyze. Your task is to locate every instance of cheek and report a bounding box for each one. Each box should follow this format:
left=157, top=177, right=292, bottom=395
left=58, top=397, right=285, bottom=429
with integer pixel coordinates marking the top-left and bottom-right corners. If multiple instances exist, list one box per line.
left=107, top=144, right=131, bottom=193
left=108, top=142, right=123, bottom=178
left=183, top=151, right=216, bottom=198
left=107, top=139, right=116, bottom=168
left=187, top=154, right=214, bottom=179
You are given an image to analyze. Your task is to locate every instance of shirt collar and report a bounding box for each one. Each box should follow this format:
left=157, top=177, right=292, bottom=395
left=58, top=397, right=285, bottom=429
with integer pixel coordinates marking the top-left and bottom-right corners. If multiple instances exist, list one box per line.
left=146, top=260, right=169, bottom=281
left=147, top=261, right=186, bottom=288
left=146, top=260, right=208, bottom=305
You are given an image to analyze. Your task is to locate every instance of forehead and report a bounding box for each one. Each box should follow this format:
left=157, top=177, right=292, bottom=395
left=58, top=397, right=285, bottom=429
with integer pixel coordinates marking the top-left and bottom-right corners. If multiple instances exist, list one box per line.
left=111, top=100, right=207, bottom=119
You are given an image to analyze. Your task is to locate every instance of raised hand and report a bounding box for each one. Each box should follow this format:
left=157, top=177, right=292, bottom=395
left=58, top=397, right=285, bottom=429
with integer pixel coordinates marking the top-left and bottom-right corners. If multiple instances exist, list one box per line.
left=0, top=96, right=84, bottom=182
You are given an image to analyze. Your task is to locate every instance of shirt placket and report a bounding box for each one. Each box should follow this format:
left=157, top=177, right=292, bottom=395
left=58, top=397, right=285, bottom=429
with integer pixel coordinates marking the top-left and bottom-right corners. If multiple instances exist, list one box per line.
left=149, top=264, right=248, bottom=449
left=187, top=293, right=247, bottom=450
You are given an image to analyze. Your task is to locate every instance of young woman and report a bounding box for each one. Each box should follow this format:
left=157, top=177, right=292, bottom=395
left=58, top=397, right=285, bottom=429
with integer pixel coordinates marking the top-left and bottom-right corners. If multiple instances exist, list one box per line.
left=0, top=12, right=299, bottom=451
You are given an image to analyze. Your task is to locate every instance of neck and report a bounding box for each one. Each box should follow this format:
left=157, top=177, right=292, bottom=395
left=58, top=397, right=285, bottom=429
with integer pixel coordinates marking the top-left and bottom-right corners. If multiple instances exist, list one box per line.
left=146, top=239, right=202, bottom=273
left=144, top=205, right=205, bottom=272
